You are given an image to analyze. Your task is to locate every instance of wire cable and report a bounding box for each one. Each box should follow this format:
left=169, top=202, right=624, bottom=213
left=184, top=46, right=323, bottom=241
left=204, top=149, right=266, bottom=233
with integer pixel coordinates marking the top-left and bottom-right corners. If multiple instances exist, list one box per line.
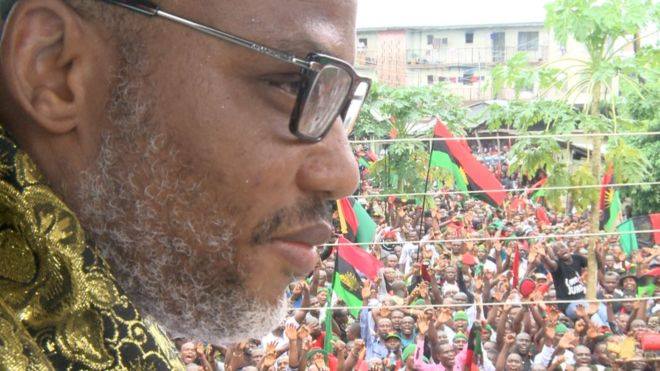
left=292, top=295, right=659, bottom=312
left=349, top=181, right=660, bottom=199
left=350, top=131, right=660, bottom=144
left=324, top=229, right=660, bottom=247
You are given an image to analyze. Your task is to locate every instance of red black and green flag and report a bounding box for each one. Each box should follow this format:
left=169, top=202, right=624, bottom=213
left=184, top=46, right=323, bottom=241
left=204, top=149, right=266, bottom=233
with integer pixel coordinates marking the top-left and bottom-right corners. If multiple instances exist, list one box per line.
left=336, top=198, right=378, bottom=245
left=357, top=149, right=378, bottom=168
left=430, top=119, right=506, bottom=207
left=331, top=237, right=382, bottom=317
left=599, top=165, right=622, bottom=231
left=526, top=176, right=547, bottom=203
left=463, top=322, right=483, bottom=371
left=617, top=213, right=660, bottom=257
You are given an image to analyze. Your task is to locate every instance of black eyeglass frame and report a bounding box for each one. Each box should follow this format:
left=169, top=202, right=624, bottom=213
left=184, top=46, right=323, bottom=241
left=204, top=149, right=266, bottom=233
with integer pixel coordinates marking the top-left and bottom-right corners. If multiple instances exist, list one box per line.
left=100, top=0, right=372, bottom=142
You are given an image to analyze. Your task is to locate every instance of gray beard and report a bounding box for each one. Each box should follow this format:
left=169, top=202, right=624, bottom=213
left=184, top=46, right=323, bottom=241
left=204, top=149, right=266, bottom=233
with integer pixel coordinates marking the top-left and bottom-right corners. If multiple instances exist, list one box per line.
left=75, top=41, right=288, bottom=345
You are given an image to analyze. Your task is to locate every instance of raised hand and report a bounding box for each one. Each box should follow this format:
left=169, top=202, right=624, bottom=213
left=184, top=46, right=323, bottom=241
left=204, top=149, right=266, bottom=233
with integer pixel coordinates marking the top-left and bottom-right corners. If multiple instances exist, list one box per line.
left=587, top=302, right=599, bottom=316
left=528, top=244, right=538, bottom=263
left=262, top=353, right=276, bottom=368
left=504, top=333, right=516, bottom=346
left=418, top=282, right=429, bottom=298
left=474, top=276, right=484, bottom=292
left=587, top=325, right=599, bottom=339
left=297, top=325, right=310, bottom=340
left=558, top=331, right=578, bottom=349
left=361, top=280, right=372, bottom=300
left=354, top=339, right=365, bottom=352
left=417, top=315, right=430, bottom=335
left=265, top=340, right=278, bottom=356
left=284, top=323, right=298, bottom=341
left=436, top=308, right=452, bottom=324
left=332, top=339, right=347, bottom=354
left=312, top=352, right=327, bottom=369
left=544, top=324, right=555, bottom=339
left=547, top=308, right=560, bottom=325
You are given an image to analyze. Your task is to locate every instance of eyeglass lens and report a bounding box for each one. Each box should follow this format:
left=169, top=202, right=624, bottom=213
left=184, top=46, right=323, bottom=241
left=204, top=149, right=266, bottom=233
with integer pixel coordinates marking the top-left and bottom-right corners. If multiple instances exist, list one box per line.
left=341, top=81, right=369, bottom=136
left=298, top=65, right=353, bottom=139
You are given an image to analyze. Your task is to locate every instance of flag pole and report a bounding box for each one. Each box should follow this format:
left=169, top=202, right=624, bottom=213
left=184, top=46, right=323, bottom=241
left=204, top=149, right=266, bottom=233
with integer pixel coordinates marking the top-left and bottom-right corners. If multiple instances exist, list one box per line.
left=323, top=242, right=340, bottom=361
left=416, top=131, right=435, bottom=261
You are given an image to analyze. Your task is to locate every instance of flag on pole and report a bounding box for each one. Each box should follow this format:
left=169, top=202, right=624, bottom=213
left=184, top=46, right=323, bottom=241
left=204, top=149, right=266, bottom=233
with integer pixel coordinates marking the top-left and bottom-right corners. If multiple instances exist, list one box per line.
left=464, top=322, right=483, bottom=371
left=617, top=213, right=660, bottom=256
left=526, top=176, right=548, bottom=203
left=336, top=198, right=378, bottom=245
left=331, top=237, right=382, bottom=317
left=430, top=119, right=506, bottom=207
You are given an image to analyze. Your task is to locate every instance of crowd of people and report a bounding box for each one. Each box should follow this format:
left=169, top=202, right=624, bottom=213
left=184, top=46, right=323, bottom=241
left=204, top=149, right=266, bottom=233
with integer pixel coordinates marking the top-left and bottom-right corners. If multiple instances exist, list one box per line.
left=175, top=146, right=659, bottom=371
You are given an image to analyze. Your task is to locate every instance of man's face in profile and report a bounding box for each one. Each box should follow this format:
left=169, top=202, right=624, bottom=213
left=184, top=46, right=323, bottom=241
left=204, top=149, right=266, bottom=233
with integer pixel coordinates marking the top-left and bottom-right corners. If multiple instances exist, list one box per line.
left=0, top=0, right=359, bottom=343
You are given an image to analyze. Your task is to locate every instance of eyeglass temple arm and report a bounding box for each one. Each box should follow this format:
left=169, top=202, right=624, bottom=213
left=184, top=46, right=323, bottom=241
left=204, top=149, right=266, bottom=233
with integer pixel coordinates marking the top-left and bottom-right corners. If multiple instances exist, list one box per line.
left=101, top=0, right=313, bottom=69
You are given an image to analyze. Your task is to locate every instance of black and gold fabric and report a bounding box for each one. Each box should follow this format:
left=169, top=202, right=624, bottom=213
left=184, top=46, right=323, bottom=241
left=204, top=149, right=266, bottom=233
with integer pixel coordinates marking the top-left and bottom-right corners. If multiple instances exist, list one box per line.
left=0, top=125, right=184, bottom=370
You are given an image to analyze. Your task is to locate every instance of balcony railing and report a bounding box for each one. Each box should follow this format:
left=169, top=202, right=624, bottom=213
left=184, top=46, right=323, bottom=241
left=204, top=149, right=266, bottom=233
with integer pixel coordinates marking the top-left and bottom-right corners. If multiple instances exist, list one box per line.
left=355, top=48, right=379, bottom=68
left=406, top=46, right=549, bottom=66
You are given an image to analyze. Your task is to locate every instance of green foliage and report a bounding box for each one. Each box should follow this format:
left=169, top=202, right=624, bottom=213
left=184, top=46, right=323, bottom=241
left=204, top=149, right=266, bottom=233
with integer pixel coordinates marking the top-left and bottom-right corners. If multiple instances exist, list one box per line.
left=605, top=138, right=651, bottom=183
left=485, top=100, right=578, bottom=133
left=485, top=0, right=657, bottom=214
left=568, top=163, right=599, bottom=211
left=621, top=123, right=660, bottom=215
left=353, top=83, right=472, bottom=194
left=508, top=138, right=563, bottom=179
left=353, top=82, right=470, bottom=140
left=545, top=0, right=657, bottom=51
left=351, top=83, right=391, bottom=139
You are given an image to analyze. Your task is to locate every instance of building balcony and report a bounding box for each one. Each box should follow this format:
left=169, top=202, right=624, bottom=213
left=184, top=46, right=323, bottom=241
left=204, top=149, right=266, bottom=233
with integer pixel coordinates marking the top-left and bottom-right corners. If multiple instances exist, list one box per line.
left=355, top=48, right=380, bottom=68
left=406, top=46, right=548, bottom=68
left=406, top=46, right=549, bottom=67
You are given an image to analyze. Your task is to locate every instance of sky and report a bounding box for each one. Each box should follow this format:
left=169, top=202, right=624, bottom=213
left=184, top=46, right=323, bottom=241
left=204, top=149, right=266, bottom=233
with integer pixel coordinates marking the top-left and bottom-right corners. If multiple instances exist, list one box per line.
left=357, top=0, right=554, bottom=29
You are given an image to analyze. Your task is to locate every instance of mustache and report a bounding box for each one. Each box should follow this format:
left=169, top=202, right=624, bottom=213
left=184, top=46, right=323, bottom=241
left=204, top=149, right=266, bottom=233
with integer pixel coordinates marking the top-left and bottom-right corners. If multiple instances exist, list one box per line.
left=250, top=198, right=332, bottom=245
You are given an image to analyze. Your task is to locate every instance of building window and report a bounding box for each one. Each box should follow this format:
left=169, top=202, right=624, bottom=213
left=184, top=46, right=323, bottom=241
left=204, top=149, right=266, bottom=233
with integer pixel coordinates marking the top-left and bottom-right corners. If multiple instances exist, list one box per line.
left=427, top=75, right=435, bottom=85
left=465, top=32, right=474, bottom=44
left=427, top=35, right=434, bottom=45
left=518, top=31, right=539, bottom=51
left=358, top=38, right=368, bottom=48
left=433, top=37, right=448, bottom=48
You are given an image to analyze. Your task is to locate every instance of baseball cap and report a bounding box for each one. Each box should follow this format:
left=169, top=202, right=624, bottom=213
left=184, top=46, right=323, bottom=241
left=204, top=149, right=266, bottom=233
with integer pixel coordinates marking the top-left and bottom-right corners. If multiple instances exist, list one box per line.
left=385, top=333, right=402, bottom=342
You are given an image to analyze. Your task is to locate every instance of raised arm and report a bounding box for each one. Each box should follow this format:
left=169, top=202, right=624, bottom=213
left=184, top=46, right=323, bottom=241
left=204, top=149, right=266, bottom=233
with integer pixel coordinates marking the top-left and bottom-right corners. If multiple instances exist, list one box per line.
left=495, top=333, right=515, bottom=371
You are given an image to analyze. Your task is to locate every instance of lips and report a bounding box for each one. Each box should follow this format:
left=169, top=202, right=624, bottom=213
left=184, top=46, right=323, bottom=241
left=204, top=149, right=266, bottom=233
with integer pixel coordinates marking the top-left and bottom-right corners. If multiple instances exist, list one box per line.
left=267, top=222, right=333, bottom=277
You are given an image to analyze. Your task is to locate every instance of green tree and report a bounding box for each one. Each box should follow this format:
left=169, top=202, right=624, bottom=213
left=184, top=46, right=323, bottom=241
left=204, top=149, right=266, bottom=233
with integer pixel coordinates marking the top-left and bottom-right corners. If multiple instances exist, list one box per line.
left=488, top=0, right=657, bottom=298
left=353, top=83, right=472, bottom=196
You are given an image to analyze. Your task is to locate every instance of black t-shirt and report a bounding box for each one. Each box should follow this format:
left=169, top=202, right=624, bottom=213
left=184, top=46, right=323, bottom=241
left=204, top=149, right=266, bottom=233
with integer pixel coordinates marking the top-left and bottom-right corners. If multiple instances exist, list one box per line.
left=550, top=254, right=587, bottom=311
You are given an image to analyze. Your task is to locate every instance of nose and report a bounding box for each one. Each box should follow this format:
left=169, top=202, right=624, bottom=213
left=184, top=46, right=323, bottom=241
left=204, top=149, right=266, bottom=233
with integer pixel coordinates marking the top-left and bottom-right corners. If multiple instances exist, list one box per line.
left=295, top=118, right=359, bottom=199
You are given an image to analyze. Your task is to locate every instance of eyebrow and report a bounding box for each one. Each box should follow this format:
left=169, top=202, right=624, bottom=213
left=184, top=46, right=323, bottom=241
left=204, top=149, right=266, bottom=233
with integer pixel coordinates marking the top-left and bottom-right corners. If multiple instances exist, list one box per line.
left=269, top=38, right=337, bottom=60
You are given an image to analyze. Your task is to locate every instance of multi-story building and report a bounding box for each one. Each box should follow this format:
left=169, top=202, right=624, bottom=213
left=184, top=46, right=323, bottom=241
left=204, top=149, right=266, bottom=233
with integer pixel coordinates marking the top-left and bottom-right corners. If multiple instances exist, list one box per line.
left=354, top=1, right=646, bottom=104
left=356, top=23, right=553, bottom=103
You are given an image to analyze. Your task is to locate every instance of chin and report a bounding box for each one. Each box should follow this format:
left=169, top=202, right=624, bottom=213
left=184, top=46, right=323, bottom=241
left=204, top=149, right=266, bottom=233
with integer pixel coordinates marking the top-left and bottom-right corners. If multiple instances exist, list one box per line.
left=148, top=291, right=290, bottom=345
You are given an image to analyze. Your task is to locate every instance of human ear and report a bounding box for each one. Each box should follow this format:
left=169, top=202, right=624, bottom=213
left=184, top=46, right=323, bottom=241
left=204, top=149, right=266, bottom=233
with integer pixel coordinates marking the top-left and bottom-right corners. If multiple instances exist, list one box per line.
left=0, top=0, right=102, bottom=134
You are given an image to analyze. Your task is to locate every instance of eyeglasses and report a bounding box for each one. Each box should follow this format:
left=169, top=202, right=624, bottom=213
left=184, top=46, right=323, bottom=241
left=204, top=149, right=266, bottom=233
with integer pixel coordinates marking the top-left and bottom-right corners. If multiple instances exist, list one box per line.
left=100, top=0, right=371, bottom=142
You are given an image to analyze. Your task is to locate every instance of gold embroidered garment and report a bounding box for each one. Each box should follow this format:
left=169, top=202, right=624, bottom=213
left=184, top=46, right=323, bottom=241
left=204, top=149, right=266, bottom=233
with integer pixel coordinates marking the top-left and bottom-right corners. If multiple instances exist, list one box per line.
left=0, top=126, right=184, bottom=370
